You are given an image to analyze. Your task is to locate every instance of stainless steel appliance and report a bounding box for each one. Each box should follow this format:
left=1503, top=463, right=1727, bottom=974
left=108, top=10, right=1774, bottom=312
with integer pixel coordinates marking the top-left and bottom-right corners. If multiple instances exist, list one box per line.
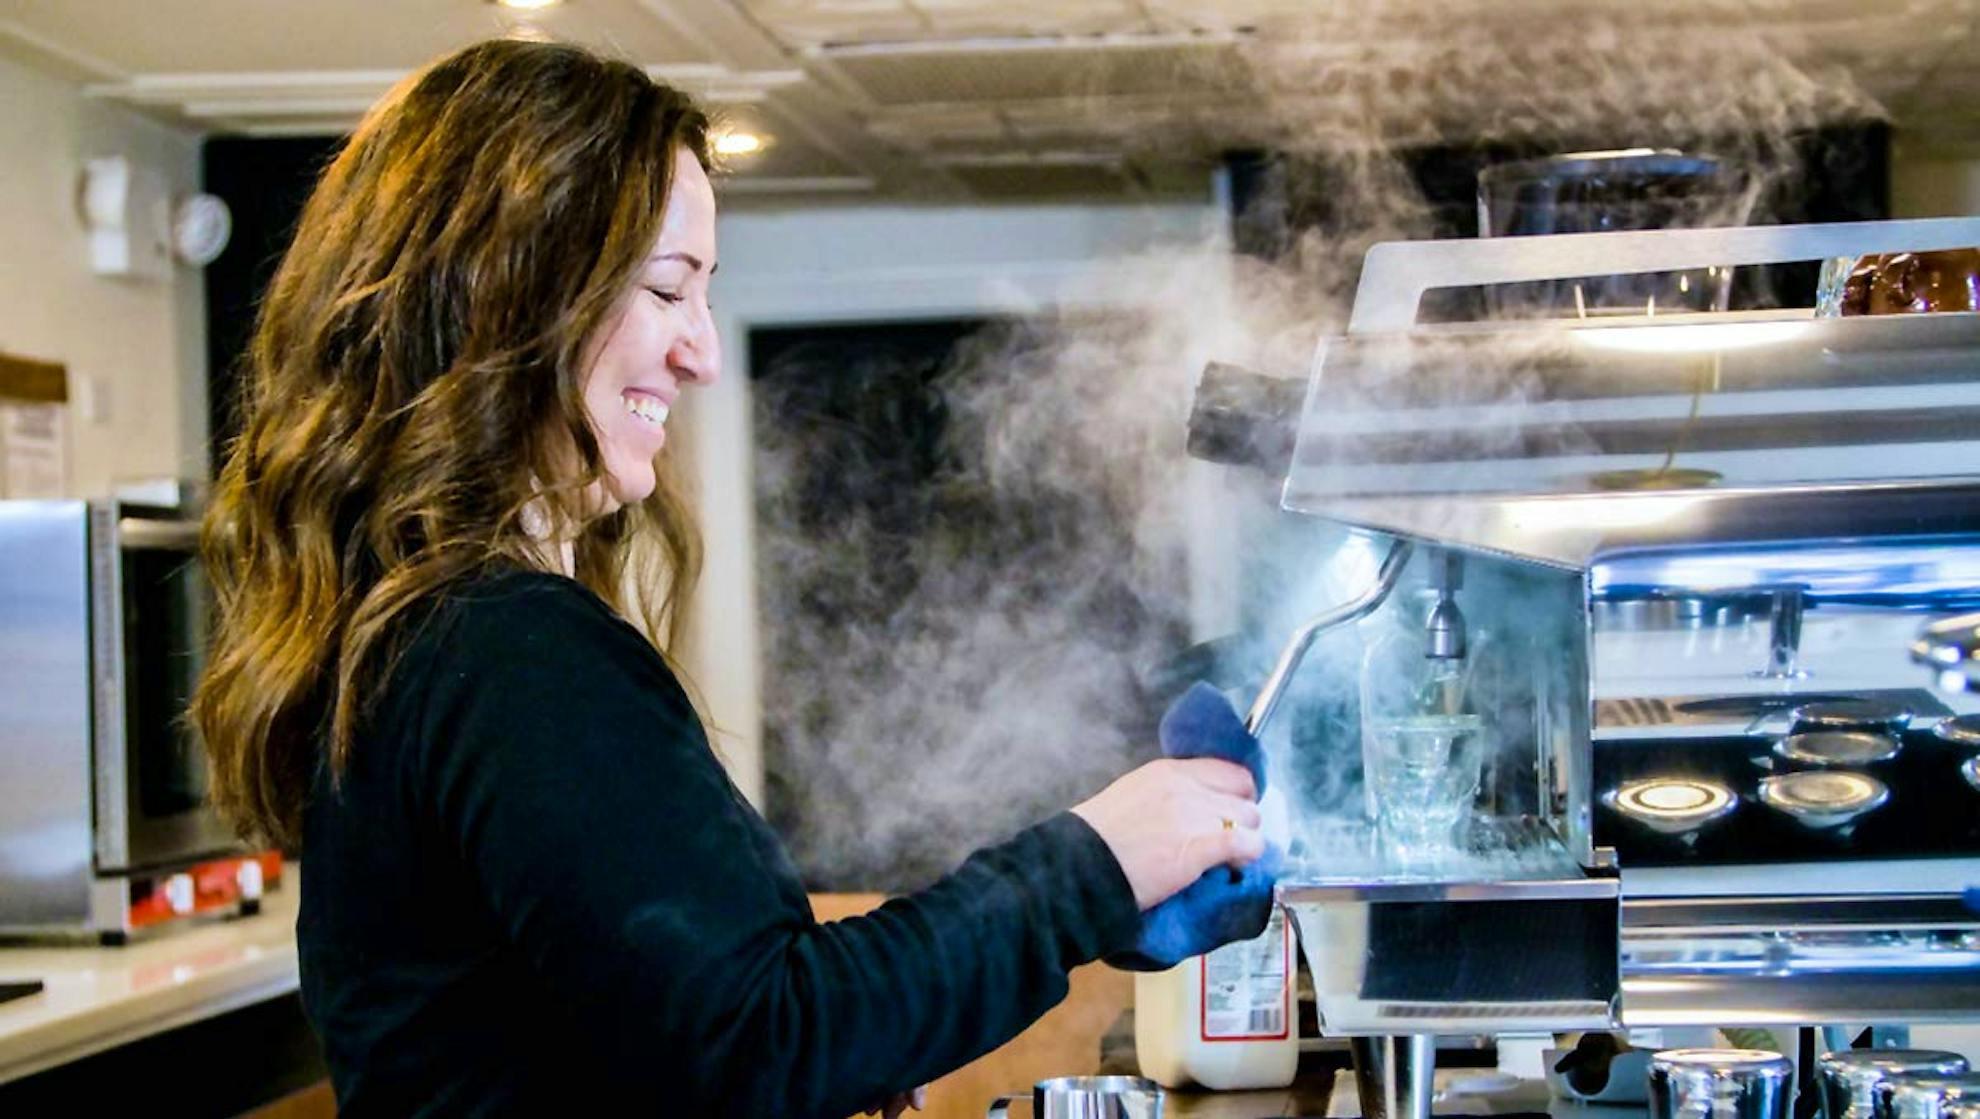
left=1882, top=1072, right=1980, bottom=1119
left=0, top=498, right=250, bottom=941
left=1817, top=1050, right=1970, bottom=1119
left=1190, top=217, right=1980, bottom=1117
left=1651, top=1049, right=1795, bottom=1119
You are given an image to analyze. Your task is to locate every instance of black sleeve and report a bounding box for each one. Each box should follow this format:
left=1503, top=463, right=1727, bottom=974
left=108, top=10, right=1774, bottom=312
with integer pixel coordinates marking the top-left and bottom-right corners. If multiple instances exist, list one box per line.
left=414, top=577, right=1141, bottom=1119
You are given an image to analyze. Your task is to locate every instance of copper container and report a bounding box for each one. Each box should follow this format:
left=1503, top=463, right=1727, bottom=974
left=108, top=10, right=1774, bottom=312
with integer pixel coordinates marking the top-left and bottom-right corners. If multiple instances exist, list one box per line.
left=1819, top=250, right=1980, bottom=316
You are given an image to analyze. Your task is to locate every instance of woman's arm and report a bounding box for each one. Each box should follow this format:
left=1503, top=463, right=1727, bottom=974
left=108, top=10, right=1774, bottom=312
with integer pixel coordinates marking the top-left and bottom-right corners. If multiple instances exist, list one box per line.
left=417, top=578, right=1143, bottom=1118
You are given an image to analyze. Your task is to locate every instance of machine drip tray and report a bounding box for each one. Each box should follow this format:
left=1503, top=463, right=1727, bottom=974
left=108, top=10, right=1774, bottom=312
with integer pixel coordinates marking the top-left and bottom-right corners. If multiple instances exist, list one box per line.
left=1281, top=815, right=1589, bottom=894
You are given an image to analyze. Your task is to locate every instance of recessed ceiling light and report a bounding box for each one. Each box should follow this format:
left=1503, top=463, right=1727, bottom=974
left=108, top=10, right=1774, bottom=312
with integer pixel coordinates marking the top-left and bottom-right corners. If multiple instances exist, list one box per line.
left=713, top=131, right=767, bottom=157
left=493, top=0, right=562, bottom=11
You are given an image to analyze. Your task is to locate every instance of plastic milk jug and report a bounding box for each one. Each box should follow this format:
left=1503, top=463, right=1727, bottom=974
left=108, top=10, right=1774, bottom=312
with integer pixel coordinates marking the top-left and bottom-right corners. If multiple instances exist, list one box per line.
left=1133, top=908, right=1298, bottom=1090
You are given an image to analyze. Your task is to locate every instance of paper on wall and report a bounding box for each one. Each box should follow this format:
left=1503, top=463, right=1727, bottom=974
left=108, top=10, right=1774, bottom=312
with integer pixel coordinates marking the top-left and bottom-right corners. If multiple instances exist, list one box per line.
left=1, top=402, right=69, bottom=498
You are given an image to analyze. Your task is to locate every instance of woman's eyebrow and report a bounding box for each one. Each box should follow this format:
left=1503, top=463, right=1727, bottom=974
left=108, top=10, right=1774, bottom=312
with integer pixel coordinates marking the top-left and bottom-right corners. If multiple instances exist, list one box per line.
left=650, top=251, right=705, bottom=272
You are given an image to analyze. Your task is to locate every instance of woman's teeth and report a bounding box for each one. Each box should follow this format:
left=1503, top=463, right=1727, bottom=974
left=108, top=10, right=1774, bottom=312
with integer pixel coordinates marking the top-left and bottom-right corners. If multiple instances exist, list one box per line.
left=623, top=393, right=669, bottom=428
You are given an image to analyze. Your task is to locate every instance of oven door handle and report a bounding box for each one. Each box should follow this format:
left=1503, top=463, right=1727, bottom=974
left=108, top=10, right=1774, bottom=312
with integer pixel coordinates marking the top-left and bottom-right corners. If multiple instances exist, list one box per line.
left=116, top=518, right=200, bottom=551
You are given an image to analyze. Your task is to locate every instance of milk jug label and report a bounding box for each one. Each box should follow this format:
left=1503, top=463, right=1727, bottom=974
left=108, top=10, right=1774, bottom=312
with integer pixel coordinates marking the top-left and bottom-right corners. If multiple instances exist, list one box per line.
left=1200, top=908, right=1290, bottom=1040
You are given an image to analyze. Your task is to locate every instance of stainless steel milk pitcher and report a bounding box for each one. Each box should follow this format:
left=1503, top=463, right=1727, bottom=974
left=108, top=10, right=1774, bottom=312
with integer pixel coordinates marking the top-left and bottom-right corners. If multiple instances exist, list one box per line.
left=986, top=1075, right=1164, bottom=1119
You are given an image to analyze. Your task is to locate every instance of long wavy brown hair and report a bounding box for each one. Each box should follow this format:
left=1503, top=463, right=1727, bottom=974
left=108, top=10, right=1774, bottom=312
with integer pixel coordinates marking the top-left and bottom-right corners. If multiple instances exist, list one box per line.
left=195, top=39, right=711, bottom=847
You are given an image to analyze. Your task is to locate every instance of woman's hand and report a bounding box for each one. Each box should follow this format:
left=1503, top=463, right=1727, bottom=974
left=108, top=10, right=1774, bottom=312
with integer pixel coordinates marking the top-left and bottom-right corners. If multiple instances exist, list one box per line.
left=1071, top=758, right=1264, bottom=911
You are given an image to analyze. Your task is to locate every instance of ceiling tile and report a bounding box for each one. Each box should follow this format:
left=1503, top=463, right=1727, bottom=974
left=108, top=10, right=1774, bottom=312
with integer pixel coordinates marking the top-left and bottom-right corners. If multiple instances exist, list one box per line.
left=4, top=0, right=1979, bottom=200
left=0, top=0, right=711, bottom=74
left=819, top=39, right=1252, bottom=107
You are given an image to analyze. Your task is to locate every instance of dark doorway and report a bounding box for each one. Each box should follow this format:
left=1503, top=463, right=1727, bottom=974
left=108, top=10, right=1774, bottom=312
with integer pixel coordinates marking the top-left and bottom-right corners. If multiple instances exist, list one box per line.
left=749, top=318, right=991, bottom=892
left=748, top=316, right=1186, bottom=891
left=201, top=135, right=343, bottom=462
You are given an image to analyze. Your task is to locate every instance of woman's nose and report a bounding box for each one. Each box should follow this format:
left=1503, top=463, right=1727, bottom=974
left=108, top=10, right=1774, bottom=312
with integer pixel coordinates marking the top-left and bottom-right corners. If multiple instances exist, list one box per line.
left=670, top=312, right=722, bottom=387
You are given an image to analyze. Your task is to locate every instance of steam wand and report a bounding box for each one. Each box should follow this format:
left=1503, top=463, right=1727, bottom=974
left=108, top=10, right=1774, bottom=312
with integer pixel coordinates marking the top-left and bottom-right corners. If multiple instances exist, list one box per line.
left=1237, top=542, right=1427, bottom=1119
left=1244, top=538, right=1416, bottom=739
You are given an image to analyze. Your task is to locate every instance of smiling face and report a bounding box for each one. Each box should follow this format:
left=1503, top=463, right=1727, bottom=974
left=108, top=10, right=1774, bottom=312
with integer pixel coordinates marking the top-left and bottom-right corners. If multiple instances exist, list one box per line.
left=580, top=147, right=721, bottom=513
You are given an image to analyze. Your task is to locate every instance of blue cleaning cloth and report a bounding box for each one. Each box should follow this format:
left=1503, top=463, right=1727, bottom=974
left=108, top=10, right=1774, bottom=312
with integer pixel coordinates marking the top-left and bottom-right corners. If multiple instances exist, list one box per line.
left=1107, top=682, right=1281, bottom=972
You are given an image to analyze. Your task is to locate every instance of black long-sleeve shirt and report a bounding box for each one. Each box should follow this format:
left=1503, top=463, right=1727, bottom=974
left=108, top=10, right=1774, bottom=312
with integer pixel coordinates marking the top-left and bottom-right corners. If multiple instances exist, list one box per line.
left=298, top=569, right=1141, bottom=1117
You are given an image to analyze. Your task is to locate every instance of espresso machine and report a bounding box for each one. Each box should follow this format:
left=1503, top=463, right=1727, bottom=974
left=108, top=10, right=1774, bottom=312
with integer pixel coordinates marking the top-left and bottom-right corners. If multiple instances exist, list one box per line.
left=1190, top=217, right=1980, bottom=1118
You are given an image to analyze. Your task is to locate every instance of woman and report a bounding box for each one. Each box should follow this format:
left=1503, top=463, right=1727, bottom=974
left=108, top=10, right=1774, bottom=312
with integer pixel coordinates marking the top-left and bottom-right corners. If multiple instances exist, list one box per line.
left=194, top=38, right=1266, bottom=1118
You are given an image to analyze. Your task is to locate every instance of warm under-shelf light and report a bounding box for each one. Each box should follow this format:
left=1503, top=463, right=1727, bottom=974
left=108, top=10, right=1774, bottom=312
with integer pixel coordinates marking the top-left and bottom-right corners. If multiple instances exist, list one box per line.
left=1572, top=320, right=1811, bottom=355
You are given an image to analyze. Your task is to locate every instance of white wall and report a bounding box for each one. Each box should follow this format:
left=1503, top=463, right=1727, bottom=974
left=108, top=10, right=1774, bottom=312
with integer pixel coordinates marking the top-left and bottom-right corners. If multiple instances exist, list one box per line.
left=0, top=51, right=206, bottom=497
left=674, top=199, right=1222, bottom=803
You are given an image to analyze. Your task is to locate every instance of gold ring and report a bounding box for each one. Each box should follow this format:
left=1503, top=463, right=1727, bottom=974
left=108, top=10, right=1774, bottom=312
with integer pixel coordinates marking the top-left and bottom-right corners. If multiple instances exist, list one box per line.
left=1220, top=816, right=1234, bottom=832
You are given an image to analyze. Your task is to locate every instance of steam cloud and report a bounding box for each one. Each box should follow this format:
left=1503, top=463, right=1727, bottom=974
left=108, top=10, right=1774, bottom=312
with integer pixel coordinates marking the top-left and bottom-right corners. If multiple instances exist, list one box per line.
left=750, top=0, right=1900, bottom=890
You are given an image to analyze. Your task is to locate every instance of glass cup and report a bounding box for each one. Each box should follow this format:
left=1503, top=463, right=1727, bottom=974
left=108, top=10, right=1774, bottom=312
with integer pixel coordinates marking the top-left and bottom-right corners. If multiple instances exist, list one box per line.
left=1359, top=620, right=1488, bottom=865
left=987, top=1076, right=1164, bottom=1119
left=1478, top=148, right=1756, bottom=318
left=1363, top=711, right=1486, bottom=861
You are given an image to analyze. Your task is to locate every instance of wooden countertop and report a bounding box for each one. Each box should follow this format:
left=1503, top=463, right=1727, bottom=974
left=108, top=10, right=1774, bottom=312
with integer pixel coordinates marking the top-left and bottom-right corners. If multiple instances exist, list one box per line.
left=0, top=878, right=300, bottom=1084
left=1161, top=1072, right=1341, bottom=1118
left=1163, top=1066, right=1621, bottom=1119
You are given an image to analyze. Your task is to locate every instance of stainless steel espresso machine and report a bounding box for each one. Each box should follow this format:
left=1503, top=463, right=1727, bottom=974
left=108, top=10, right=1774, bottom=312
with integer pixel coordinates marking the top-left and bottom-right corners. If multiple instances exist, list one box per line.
left=1190, top=217, right=1980, bottom=1118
